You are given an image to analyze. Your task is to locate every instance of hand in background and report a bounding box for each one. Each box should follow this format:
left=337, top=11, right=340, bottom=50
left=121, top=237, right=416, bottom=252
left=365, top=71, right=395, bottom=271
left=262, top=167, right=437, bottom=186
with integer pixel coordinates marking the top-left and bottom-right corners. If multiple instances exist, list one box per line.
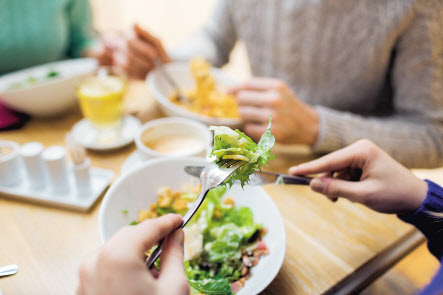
left=110, top=24, right=170, bottom=79
left=289, top=140, right=428, bottom=214
left=231, top=78, right=319, bottom=145
left=77, top=214, right=189, bottom=295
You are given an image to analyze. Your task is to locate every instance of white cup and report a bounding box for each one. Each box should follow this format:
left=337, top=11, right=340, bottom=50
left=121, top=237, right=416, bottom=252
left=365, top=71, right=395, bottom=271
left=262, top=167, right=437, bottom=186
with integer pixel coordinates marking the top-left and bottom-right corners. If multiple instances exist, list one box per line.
left=134, top=117, right=212, bottom=161
left=0, top=141, right=22, bottom=186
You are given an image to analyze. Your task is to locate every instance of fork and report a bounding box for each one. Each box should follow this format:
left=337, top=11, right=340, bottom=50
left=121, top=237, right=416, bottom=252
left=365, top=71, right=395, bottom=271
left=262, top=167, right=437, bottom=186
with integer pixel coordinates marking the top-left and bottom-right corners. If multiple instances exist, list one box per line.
left=153, top=58, right=189, bottom=104
left=145, top=159, right=246, bottom=269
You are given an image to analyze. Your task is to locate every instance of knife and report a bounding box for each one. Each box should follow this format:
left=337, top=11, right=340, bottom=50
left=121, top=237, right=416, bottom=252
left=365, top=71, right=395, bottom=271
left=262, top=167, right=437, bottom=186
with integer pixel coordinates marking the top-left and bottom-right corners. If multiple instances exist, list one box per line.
left=0, top=264, right=19, bottom=278
left=184, top=166, right=312, bottom=186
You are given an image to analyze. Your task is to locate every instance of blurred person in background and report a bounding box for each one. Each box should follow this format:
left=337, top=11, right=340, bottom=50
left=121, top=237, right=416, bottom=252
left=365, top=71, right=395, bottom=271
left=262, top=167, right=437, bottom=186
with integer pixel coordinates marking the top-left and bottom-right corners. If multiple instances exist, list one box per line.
left=120, top=0, right=443, bottom=169
left=0, top=0, right=111, bottom=75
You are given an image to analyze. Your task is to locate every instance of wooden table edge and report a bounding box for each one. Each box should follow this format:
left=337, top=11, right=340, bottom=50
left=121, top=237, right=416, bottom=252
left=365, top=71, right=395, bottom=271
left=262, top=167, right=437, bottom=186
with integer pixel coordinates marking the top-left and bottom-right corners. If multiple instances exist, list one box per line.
left=323, top=229, right=425, bottom=295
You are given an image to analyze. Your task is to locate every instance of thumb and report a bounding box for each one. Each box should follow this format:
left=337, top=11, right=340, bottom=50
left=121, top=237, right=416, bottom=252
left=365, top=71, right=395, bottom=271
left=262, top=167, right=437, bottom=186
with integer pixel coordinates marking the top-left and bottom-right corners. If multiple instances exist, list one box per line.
left=133, top=23, right=170, bottom=63
left=310, top=177, right=364, bottom=203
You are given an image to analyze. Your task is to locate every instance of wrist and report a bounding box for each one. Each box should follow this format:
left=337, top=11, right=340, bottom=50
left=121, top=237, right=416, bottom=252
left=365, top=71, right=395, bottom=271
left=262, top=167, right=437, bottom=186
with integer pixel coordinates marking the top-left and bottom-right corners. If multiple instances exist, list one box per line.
left=408, top=179, right=428, bottom=212
left=305, top=107, right=320, bottom=146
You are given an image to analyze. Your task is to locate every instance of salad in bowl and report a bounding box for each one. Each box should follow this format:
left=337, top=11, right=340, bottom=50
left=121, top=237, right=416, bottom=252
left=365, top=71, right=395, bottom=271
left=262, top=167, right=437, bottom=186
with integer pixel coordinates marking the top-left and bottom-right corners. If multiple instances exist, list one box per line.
left=99, top=119, right=285, bottom=294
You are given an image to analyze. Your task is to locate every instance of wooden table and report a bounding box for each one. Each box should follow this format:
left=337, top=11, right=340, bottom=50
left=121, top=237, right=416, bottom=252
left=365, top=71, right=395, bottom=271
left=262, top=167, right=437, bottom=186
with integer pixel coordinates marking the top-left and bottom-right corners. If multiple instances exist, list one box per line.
left=1, top=82, right=442, bottom=295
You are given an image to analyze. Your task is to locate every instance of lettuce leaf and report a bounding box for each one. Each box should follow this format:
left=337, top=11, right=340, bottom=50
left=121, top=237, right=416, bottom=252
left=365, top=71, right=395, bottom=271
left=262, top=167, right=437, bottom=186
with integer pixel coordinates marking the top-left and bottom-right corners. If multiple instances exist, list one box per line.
left=189, top=279, right=233, bottom=295
left=182, top=186, right=263, bottom=294
left=209, top=117, right=275, bottom=187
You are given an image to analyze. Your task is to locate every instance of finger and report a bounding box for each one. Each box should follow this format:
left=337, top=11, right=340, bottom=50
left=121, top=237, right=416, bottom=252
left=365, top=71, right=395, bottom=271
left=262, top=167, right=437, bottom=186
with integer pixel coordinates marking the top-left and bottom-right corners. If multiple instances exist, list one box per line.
left=127, top=51, right=154, bottom=69
left=318, top=172, right=332, bottom=178
left=236, top=90, right=281, bottom=108
left=127, top=36, right=158, bottom=61
left=230, top=78, right=287, bottom=94
left=289, top=144, right=366, bottom=176
left=239, top=106, right=272, bottom=123
left=244, top=123, right=268, bottom=141
left=113, top=51, right=129, bottom=73
left=310, top=177, right=364, bottom=203
left=227, top=83, right=245, bottom=95
left=134, top=24, right=170, bottom=63
left=333, top=168, right=353, bottom=181
left=149, top=266, right=160, bottom=279
left=127, top=214, right=183, bottom=259
left=159, top=230, right=188, bottom=289
left=127, top=52, right=155, bottom=79
left=77, top=249, right=100, bottom=295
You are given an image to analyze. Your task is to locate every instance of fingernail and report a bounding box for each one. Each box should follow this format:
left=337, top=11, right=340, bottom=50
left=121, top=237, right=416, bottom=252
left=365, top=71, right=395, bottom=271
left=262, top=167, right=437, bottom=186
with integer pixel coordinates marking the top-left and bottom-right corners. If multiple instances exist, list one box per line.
left=172, top=229, right=184, bottom=245
left=311, top=178, right=325, bottom=192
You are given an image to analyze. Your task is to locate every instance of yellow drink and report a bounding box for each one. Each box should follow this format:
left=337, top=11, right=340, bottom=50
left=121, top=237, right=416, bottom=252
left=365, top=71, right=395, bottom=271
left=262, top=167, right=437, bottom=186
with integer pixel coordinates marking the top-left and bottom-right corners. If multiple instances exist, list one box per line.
left=77, top=76, right=125, bottom=128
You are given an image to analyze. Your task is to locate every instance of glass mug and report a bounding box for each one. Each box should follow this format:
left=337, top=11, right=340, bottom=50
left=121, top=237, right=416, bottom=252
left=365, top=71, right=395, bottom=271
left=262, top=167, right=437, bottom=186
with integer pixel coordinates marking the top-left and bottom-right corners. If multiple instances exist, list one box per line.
left=77, top=67, right=126, bottom=142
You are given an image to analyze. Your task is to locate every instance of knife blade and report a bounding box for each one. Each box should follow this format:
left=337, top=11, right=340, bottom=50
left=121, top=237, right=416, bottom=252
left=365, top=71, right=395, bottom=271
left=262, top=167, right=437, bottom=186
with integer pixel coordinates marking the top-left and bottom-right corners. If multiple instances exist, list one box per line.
left=184, top=166, right=312, bottom=186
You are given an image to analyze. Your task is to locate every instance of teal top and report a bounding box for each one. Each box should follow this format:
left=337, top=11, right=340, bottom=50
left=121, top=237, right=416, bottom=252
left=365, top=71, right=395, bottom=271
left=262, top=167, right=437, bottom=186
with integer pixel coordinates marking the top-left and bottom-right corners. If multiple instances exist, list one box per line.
left=0, top=0, right=97, bottom=75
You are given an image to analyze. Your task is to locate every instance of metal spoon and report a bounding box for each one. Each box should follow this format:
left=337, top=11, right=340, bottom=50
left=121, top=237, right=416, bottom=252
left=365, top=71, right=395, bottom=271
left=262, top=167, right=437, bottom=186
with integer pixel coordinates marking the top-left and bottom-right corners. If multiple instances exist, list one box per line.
left=0, top=264, right=19, bottom=277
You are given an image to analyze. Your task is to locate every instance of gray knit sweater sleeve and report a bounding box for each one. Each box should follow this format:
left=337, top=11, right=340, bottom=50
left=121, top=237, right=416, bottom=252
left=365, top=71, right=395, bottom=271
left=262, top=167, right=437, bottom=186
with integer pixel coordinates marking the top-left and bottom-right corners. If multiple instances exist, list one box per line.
left=168, top=0, right=236, bottom=67
left=313, top=2, right=443, bottom=168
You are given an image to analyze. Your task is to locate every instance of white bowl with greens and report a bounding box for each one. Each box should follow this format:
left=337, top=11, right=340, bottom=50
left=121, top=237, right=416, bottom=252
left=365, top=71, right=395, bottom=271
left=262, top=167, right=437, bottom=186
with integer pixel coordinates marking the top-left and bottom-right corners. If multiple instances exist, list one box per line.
left=99, top=156, right=286, bottom=295
left=0, top=58, right=98, bottom=117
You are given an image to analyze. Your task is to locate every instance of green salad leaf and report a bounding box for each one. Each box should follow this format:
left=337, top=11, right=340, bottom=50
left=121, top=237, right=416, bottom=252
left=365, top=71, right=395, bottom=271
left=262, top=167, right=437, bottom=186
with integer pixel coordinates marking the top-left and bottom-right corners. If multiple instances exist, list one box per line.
left=182, top=187, right=264, bottom=294
left=209, top=116, right=275, bottom=187
left=189, top=278, right=233, bottom=295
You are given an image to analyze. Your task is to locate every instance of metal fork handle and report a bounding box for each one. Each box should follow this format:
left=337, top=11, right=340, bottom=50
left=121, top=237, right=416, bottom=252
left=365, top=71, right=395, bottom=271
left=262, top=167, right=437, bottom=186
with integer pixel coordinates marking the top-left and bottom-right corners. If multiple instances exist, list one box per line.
left=153, top=58, right=189, bottom=104
left=153, top=58, right=180, bottom=90
left=145, top=185, right=209, bottom=269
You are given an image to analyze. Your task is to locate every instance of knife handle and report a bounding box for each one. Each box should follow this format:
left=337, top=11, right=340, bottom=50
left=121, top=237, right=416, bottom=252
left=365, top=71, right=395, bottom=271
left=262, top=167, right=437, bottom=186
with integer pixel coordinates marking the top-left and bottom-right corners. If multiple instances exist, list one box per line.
left=278, top=175, right=312, bottom=185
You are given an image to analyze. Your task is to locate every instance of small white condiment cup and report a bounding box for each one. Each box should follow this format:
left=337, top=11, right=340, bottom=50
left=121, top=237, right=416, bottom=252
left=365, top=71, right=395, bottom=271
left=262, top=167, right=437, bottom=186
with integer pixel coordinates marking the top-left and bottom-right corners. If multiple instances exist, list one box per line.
left=20, top=142, right=46, bottom=189
left=134, top=117, right=213, bottom=160
left=42, top=145, right=70, bottom=194
left=0, top=141, right=22, bottom=186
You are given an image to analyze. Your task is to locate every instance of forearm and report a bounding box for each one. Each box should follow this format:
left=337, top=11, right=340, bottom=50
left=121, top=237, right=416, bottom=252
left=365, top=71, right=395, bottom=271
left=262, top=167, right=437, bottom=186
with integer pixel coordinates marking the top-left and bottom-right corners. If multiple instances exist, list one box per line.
left=399, top=180, right=443, bottom=261
left=313, top=106, right=443, bottom=168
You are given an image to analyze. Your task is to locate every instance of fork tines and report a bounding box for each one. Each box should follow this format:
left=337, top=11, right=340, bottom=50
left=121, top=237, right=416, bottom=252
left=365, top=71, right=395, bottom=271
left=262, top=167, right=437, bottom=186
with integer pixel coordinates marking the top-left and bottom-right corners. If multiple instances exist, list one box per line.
left=217, top=159, right=245, bottom=169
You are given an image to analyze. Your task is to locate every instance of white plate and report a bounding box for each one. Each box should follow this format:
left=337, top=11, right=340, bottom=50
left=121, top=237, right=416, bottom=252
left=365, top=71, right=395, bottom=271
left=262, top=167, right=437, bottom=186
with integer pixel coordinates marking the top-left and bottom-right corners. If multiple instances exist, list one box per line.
left=99, top=157, right=286, bottom=295
left=0, top=58, right=98, bottom=117
left=72, top=116, right=141, bottom=150
left=146, top=62, right=242, bottom=129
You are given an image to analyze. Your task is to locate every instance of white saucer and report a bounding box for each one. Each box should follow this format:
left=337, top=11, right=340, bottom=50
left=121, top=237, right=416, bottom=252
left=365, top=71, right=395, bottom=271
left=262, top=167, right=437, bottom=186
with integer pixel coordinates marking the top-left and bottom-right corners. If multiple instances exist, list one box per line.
left=72, top=116, right=141, bottom=150
left=121, top=151, right=148, bottom=174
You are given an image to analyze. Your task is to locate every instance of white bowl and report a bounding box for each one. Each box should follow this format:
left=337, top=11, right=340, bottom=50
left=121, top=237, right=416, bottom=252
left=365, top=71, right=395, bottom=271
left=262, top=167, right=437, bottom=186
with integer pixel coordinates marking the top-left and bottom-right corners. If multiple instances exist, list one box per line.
left=99, top=157, right=286, bottom=295
left=0, top=58, right=98, bottom=117
left=146, top=62, right=242, bottom=129
left=134, top=117, right=213, bottom=160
